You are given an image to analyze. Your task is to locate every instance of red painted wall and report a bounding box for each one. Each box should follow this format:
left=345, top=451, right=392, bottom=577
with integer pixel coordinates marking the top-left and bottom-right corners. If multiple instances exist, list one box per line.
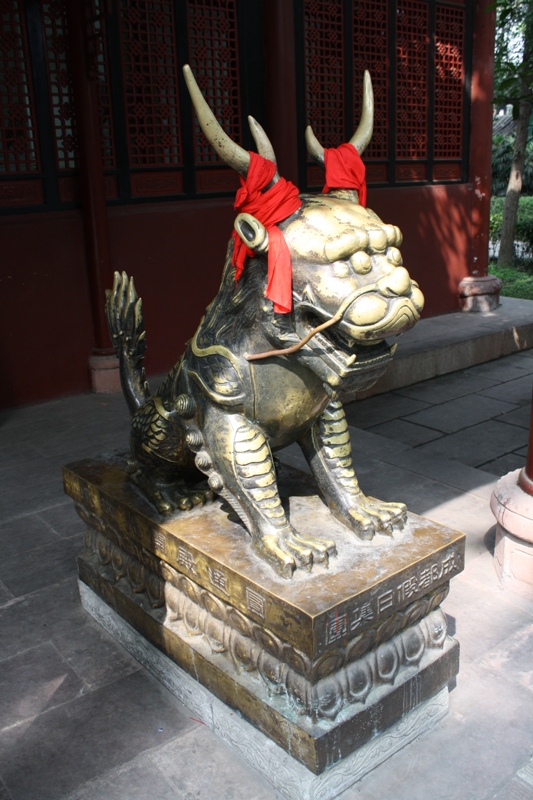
left=369, top=184, right=480, bottom=318
left=0, top=200, right=235, bottom=408
left=0, top=211, right=93, bottom=408
left=0, top=184, right=477, bottom=410
left=0, top=0, right=495, bottom=410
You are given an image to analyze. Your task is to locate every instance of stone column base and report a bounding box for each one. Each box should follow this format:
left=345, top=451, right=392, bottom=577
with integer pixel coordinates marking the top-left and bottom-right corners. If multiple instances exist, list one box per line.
left=88, top=353, right=121, bottom=393
left=491, top=469, right=533, bottom=600
left=458, top=275, right=502, bottom=312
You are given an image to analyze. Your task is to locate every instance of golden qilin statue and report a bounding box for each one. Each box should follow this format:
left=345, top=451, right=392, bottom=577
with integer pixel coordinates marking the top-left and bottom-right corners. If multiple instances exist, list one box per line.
left=106, top=65, right=424, bottom=578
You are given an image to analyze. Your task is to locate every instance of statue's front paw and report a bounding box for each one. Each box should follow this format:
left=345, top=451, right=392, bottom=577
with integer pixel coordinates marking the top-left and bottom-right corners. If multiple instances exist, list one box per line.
left=337, top=495, right=407, bottom=540
left=253, top=524, right=337, bottom=578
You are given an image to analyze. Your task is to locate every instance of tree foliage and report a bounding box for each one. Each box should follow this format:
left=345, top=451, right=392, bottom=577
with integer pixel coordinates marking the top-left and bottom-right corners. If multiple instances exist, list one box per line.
left=493, top=0, right=533, bottom=114
left=492, top=0, right=533, bottom=265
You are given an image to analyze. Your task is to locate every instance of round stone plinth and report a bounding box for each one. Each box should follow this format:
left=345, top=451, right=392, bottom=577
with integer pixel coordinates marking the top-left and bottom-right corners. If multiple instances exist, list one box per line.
left=88, top=353, right=121, bottom=393
left=458, top=274, right=502, bottom=313
left=490, top=469, right=533, bottom=599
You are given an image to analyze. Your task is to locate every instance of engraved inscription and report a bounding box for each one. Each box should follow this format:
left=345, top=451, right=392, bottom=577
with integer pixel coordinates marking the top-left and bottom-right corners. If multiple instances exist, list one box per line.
left=178, top=546, right=198, bottom=575
left=397, top=552, right=458, bottom=602
left=318, top=547, right=460, bottom=647
left=377, top=589, right=394, bottom=615
left=245, top=587, right=265, bottom=619
left=349, top=601, right=374, bottom=632
left=151, top=529, right=166, bottom=554
left=208, top=566, right=228, bottom=594
left=326, top=610, right=349, bottom=644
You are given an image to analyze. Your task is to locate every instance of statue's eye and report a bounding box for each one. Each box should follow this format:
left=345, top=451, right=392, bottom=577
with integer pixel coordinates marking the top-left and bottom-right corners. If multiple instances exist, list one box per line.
left=325, top=228, right=369, bottom=262
left=349, top=252, right=372, bottom=274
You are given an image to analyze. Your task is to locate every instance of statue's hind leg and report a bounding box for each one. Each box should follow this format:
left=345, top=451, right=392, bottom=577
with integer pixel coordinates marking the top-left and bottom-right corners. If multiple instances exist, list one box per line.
left=299, top=399, right=407, bottom=539
left=197, top=408, right=336, bottom=578
left=128, top=396, right=213, bottom=515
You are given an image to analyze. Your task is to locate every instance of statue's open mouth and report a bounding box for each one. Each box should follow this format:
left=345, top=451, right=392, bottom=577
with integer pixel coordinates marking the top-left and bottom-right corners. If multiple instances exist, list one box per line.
left=338, top=295, right=420, bottom=341
left=296, top=307, right=394, bottom=378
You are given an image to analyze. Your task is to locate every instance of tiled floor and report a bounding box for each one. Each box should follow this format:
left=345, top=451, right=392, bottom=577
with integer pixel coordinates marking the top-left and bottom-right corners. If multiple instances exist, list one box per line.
left=1, top=349, right=533, bottom=800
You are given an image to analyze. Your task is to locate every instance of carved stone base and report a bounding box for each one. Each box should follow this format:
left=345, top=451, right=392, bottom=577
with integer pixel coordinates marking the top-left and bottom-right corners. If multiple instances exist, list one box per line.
left=491, top=468, right=533, bottom=600
left=80, top=580, right=450, bottom=800
left=64, top=456, right=465, bottom=777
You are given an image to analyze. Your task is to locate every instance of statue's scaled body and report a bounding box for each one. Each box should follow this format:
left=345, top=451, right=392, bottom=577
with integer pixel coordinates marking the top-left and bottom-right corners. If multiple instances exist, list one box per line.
left=107, top=66, right=424, bottom=578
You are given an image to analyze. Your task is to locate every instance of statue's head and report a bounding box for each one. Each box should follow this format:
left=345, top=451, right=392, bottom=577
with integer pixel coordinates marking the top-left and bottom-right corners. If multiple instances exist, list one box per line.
left=183, top=66, right=424, bottom=389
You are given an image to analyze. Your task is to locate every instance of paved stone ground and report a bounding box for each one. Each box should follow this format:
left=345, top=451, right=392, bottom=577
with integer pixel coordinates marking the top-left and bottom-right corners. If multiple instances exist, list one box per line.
left=0, top=349, right=533, bottom=800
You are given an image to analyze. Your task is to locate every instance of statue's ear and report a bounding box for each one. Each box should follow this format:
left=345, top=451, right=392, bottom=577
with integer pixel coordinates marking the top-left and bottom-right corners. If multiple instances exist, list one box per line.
left=234, top=213, right=269, bottom=253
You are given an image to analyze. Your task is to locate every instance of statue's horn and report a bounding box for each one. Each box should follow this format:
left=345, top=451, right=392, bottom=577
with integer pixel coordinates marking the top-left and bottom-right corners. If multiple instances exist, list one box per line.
left=248, top=116, right=277, bottom=165
left=183, top=64, right=250, bottom=177
left=305, top=70, right=374, bottom=163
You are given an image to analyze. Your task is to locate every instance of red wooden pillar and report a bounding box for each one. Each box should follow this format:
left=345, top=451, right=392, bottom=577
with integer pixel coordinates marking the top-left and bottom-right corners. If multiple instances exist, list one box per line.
left=65, top=0, right=118, bottom=390
left=458, top=0, right=499, bottom=310
left=263, top=0, right=299, bottom=186
left=467, top=0, right=496, bottom=281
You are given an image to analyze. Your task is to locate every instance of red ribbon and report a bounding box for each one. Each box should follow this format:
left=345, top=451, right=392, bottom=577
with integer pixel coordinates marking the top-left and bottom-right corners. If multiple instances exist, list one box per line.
left=322, top=143, right=367, bottom=207
left=232, top=152, right=302, bottom=314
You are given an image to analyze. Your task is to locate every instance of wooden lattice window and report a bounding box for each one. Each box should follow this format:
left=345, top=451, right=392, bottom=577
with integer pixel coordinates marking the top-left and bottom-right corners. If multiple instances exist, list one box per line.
left=298, top=0, right=471, bottom=190
left=353, top=0, right=388, bottom=181
left=433, top=3, right=465, bottom=181
left=304, top=0, right=345, bottom=149
left=118, top=0, right=181, bottom=169
left=41, top=0, right=78, bottom=171
left=396, top=0, right=428, bottom=171
left=0, top=0, right=40, bottom=174
left=187, top=0, right=241, bottom=164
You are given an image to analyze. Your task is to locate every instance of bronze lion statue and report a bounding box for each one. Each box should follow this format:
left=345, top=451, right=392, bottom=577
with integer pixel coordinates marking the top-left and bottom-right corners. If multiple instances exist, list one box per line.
left=106, top=66, right=424, bottom=578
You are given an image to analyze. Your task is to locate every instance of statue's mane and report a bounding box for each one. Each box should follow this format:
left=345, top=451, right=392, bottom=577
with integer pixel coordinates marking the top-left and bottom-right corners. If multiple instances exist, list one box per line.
left=197, top=241, right=267, bottom=349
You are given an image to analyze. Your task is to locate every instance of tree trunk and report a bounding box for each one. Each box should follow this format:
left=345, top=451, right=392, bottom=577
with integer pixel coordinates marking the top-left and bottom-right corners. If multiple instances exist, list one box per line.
left=498, top=22, right=533, bottom=266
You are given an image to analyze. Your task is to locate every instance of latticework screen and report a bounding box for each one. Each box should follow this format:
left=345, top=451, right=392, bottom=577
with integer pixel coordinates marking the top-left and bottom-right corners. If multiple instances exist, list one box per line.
left=0, top=0, right=40, bottom=174
left=187, top=0, right=241, bottom=165
left=301, top=0, right=469, bottom=188
left=304, top=0, right=345, bottom=149
left=118, top=0, right=181, bottom=167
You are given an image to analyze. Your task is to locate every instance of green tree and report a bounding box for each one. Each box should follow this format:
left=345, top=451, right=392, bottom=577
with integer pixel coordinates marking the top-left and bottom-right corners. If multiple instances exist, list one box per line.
left=493, top=0, right=533, bottom=265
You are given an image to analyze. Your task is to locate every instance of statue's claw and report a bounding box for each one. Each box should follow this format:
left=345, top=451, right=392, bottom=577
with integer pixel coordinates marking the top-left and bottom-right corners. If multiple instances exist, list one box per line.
left=252, top=525, right=337, bottom=577
left=129, top=465, right=213, bottom=516
left=343, top=496, right=406, bottom=540
left=254, top=533, right=297, bottom=579
left=283, top=529, right=336, bottom=565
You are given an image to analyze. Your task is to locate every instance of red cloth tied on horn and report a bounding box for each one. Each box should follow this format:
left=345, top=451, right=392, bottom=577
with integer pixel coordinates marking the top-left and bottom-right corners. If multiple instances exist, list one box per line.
left=322, top=142, right=367, bottom=207
left=232, top=151, right=301, bottom=314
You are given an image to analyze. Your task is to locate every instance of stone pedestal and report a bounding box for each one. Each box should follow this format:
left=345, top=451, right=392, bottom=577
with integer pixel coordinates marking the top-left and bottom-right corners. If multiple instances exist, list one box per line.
left=63, top=457, right=465, bottom=790
left=491, top=469, right=533, bottom=600
left=88, top=353, right=121, bottom=393
left=458, top=274, right=502, bottom=312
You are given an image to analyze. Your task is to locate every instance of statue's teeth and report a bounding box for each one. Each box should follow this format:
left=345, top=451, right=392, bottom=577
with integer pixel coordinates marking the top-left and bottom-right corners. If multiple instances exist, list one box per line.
left=346, top=354, right=357, bottom=366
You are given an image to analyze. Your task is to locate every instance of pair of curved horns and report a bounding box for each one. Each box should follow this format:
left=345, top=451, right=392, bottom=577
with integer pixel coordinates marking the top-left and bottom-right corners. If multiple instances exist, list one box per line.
left=182, top=65, right=374, bottom=175
left=182, top=64, right=277, bottom=179
left=305, top=70, right=374, bottom=163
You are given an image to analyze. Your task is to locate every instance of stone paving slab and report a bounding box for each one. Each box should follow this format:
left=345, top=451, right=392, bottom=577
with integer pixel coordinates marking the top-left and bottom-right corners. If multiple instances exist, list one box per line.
left=402, top=393, right=519, bottom=434
left=0, top=338, right=533, bottom=799
left=479, top=374, right=533, bottom=406
left=414, top=419, right=528, bottom=467
left=394, top=370, right=502, bottom=403
left=0, top=670, right=195, bottom=800
left=339, top=659, right=533, bottom=800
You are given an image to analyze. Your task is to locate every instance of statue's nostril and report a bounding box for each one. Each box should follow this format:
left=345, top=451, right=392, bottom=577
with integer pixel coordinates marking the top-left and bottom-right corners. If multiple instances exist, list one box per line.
left=378, top=266, right=411, bottom=296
